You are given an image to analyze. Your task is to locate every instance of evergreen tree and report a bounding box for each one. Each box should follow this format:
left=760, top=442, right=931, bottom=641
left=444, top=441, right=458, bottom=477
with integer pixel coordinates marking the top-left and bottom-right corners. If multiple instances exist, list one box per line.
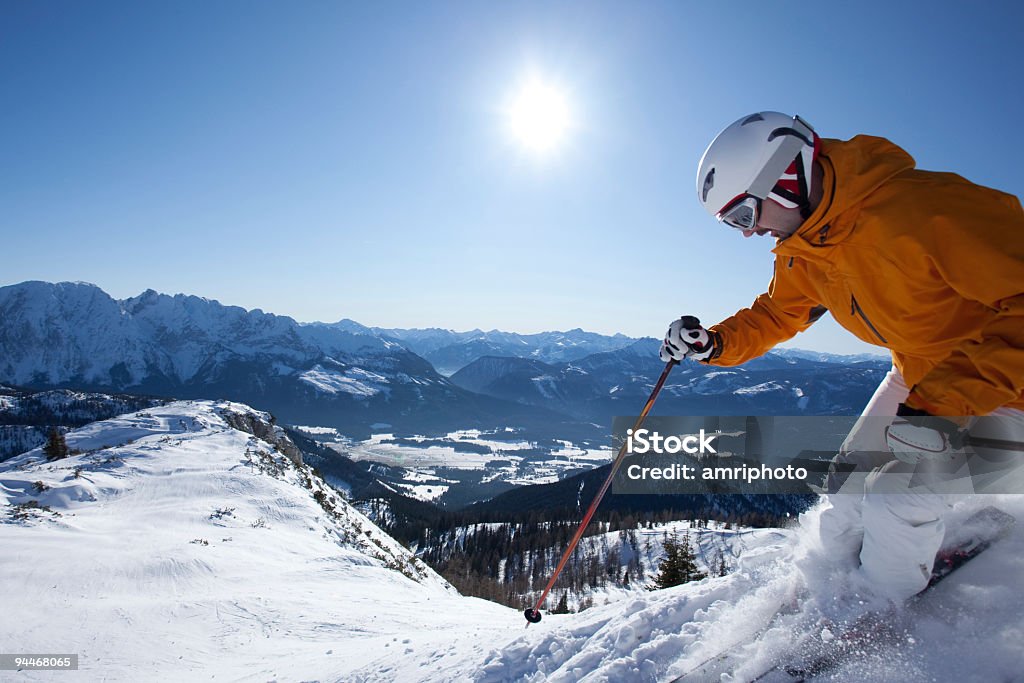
left=652, top=532, right=706, bottom=590
left=43, top=427, right=68, bottom=461
left=552, top=591, right=570, bottom=614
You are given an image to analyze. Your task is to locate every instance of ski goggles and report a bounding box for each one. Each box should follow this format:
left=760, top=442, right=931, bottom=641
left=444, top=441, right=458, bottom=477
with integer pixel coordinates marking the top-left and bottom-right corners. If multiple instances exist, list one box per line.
left=717, top=195, right=762, bottom=231
left=716, top=114, right=816, bottom=232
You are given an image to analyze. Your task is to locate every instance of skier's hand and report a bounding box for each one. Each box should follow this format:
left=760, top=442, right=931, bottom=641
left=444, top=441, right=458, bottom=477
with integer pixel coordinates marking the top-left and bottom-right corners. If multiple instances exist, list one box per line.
left=885, top=404, right=968, bottom=464
left=660, top=316, right=716, bottom=363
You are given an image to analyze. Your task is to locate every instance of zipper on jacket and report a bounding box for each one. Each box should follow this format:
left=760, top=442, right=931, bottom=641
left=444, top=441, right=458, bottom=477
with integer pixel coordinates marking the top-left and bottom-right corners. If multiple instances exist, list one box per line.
left=850, top=295, right=888, bottom=344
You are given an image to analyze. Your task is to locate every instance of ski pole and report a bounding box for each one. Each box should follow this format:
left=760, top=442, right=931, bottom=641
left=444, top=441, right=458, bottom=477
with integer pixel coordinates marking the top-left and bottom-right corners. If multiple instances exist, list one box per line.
left=966, top=434, right=1024, bottom=452
left=524, top=357, right=678, bottom=624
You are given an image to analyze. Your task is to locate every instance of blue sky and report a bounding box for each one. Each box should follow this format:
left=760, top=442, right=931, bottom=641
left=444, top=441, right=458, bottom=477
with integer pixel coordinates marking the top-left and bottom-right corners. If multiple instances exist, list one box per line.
left=2, top=1, right=1022, bottom=354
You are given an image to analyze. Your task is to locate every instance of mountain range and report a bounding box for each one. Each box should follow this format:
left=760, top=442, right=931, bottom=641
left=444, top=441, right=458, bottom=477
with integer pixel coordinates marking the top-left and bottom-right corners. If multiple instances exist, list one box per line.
left=364, top=326, right=637, bottom=375
left=449, top=339, right=889, bottom=422
left=0, top=281, right=566, bottom=437
left=0, top=281, right=890, bottom=443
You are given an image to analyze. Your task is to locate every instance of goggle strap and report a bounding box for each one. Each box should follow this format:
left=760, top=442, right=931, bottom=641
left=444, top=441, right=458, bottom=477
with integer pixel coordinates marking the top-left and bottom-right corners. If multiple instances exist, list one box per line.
left=769, top=186, right=802, bottom=205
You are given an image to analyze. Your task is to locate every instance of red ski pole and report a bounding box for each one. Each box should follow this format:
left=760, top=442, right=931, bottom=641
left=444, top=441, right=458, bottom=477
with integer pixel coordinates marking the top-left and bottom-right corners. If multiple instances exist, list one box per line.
left=525, top=358, right=678, bottom=624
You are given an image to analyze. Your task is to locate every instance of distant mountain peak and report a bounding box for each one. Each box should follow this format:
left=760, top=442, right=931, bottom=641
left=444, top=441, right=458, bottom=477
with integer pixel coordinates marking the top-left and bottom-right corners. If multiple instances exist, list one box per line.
left=0, top=280, right=568, bottom=436
left=375, top=326, right=643, bottom=375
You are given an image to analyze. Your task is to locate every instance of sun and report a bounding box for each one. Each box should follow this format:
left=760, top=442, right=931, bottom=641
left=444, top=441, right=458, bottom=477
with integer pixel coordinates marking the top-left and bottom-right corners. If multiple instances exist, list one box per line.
left=506, top=79, right=572, bottom=154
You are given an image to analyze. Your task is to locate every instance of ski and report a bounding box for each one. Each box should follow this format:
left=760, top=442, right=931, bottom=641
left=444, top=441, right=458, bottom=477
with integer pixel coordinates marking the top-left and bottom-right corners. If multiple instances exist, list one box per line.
left=773, top=506, right=1016, bottom=682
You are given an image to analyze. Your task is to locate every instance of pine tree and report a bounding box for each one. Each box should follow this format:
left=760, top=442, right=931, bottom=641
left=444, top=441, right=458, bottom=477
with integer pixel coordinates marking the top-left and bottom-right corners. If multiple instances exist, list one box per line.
left=552, top=590, right=570, bottom=614
left=43, top=427, right=68, bottom=461
left=652, top=532, right=706, bottom=590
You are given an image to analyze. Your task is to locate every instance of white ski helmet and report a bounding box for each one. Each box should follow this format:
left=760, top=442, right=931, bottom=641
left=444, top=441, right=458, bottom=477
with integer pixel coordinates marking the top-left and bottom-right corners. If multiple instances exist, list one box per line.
left=696, top=112, right=819, bottom=231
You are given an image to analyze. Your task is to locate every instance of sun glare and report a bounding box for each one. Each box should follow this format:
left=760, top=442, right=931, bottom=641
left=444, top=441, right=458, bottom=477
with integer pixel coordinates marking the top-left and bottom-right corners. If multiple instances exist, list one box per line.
left=506, top=79, right=571, bottom=155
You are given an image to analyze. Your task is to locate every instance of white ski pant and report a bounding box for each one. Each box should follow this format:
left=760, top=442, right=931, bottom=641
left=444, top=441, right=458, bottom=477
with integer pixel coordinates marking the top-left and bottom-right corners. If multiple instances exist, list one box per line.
left=817, top=365, right=1024, bottom=601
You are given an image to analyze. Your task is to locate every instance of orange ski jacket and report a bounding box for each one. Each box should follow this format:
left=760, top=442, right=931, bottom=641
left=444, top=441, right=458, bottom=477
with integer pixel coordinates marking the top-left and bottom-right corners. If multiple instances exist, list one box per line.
left=707, top=135, right=1024, bottom=417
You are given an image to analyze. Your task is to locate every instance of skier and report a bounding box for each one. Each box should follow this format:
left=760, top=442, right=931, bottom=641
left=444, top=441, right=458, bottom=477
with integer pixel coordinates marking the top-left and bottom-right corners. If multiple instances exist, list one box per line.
left=659, top=111, right=1024, bottom=601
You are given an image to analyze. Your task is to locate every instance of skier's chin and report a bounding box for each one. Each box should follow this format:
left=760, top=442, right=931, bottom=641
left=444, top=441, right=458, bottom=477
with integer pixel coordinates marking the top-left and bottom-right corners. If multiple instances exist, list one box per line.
left=753, top=228, right=788, bottom=240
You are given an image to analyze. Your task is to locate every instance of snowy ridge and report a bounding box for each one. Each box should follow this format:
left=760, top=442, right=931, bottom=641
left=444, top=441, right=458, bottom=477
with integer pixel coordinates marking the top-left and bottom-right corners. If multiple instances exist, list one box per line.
left=451, top=340, right=889, bottom=421
left=773, top=348, right=890, bottom=364
left=1, top=401, right=506, bottom=682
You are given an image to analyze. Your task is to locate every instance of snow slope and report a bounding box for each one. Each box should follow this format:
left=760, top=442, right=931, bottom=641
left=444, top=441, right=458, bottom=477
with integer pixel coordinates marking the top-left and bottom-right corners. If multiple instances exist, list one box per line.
left=421, top=499, right=1024, bottom=683
left=349, top=502, right=1024, bottom=682
left=3, top=400, right=1022, bottom=681
left=0, top=401, right=512, bottom=682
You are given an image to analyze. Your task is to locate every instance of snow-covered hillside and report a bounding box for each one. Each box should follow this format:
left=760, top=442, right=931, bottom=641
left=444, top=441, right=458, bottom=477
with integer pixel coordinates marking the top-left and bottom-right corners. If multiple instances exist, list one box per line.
left=3, top=400, right=1021, bottom=681
left=0, top=401, right=510, bottom=681
left=396, top=499, right=1024, bottom=683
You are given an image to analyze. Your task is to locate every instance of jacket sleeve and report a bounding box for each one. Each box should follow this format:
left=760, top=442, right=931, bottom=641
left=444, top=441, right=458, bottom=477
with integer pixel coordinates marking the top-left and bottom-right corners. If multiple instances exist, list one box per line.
left=906, top=187, right=1024, bottom=416
left=708, top=256, right=826, bottom=367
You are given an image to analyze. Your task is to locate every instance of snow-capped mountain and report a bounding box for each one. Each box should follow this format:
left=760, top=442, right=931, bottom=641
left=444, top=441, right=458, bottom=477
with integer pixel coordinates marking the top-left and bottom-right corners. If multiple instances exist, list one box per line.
left=0, top=281, right=397, bottom=387
left=0, top=281, right=890, bottom=442
left=451, top=338, right=891, bottom=421
left=0, top=281, right=560, bottom=436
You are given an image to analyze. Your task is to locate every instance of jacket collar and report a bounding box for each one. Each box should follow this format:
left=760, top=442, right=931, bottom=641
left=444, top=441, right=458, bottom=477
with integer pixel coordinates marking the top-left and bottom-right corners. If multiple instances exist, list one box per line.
left=772, top=136, right=916, bottom=261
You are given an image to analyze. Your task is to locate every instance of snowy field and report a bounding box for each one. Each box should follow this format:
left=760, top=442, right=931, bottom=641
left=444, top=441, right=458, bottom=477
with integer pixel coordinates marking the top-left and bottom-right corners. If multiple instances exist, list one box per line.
left=308, top=426, right=614, bottom=489
left=3, top=402, right=1022, bottom=681
left=341, top=430, right=534, bottom=468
